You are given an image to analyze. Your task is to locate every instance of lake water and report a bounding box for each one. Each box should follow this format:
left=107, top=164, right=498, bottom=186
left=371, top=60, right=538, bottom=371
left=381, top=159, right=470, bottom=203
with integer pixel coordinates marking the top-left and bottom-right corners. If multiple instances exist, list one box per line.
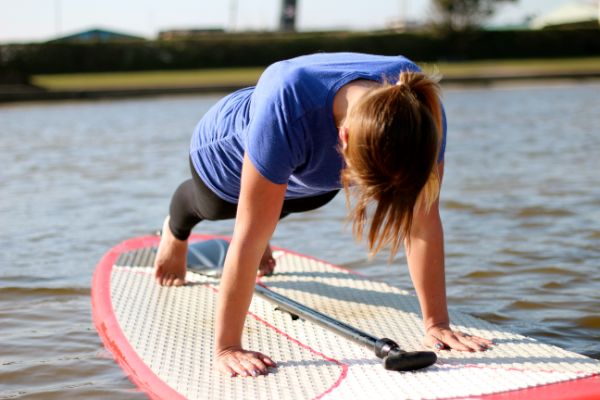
left=1, top=81, right=599, bottom=398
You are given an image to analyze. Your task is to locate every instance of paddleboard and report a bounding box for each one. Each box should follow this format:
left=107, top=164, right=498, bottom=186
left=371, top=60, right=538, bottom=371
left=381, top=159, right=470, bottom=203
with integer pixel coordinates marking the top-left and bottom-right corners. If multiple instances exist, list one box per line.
left=92, top=234, right=600, bottom=399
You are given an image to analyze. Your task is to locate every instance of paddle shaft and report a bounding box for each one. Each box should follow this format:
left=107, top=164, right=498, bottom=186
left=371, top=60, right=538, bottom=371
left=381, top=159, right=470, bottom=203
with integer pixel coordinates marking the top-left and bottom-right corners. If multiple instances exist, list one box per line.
left=254, top=284, right=437, bottom=371
left=254, top=283, right=379, bottom=350
left=186, top=239, right=436, bottom=371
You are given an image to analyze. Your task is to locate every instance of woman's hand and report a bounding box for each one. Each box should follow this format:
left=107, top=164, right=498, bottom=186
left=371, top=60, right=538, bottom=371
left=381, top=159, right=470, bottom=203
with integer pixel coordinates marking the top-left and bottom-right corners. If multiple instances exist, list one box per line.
left=424, top=324, right=494, bottom=352
left=215, top=346, right=277, bottom=377
left=213, top=155, right=285, bottom=378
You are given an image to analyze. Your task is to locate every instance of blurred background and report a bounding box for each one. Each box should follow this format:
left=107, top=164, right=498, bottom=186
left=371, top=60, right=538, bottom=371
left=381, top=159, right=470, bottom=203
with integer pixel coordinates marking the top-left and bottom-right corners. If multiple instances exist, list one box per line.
left=1, top=1, right=599, bottom=399
left=1, top=0, right=599, bottom=38
left=1, top=0, right=599, bottom=98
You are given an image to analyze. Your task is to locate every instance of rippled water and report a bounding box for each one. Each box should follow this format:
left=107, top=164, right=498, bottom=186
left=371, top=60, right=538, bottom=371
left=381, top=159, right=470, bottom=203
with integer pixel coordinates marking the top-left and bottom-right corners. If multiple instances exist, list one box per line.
left=1, top=82, right=599, bottom=398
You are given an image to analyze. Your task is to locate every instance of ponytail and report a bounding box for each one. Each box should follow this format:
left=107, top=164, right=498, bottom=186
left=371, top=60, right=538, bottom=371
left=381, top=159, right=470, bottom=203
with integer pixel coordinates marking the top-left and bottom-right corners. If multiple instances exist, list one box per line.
left=340, top=71, right=443, bottom=259
left=397, top=72, right=443, bottom=216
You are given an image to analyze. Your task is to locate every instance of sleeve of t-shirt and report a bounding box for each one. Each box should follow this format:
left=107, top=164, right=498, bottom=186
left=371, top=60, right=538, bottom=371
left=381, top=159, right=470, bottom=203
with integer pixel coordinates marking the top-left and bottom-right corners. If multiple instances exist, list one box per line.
left=439, top=105, right=447, bottom=163
left=245, top=63, right=306, bottom=185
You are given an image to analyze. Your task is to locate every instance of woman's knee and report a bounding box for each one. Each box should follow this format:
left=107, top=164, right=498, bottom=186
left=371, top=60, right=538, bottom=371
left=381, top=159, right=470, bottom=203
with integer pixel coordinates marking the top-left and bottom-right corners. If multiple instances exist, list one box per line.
left=198, top=201, right=237, bottom=221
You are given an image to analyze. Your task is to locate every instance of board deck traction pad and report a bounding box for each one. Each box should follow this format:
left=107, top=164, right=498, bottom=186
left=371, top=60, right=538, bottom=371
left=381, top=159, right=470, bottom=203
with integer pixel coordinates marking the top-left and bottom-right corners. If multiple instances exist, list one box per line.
left=92, top=235, right=600, bottom=400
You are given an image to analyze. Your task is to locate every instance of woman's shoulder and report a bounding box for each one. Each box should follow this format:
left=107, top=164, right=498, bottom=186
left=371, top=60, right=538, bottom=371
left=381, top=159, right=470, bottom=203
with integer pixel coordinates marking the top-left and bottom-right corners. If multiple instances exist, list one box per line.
left=252, top=57, right=330, bottom=116
left=256, top=58, right=313, bottom=92
left=258, top=53, right=419, bottom=90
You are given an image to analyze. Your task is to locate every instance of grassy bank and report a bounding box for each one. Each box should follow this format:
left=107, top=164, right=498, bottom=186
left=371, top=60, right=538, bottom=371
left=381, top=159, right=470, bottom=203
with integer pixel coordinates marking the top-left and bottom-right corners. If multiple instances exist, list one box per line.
left=427, top=57, right=600, bottom=77
left=31, top=57, right=600, bottom=91
left=32, top=67, right=265, bottom=91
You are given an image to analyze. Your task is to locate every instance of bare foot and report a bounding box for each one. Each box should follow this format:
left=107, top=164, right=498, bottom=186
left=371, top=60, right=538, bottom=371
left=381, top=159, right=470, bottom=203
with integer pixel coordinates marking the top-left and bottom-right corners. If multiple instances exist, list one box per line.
left=154, top=216, right=187, bottom=286
left=258, top=245, right=276, bottom=277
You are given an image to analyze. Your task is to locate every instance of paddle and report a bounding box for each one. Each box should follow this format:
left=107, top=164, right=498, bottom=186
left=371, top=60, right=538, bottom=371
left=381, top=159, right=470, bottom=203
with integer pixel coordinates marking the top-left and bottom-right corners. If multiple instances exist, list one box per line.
left=187, top=239, right=437, bottom=372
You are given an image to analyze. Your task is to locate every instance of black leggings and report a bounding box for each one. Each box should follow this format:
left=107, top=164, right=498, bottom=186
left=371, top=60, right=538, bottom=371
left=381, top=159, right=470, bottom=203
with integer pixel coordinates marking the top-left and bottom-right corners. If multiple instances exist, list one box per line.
left=168, top=158, right=339, bottom=240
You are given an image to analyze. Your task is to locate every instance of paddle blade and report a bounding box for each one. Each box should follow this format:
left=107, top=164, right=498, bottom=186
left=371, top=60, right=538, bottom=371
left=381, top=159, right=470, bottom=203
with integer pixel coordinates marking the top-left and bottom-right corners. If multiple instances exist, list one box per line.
left=187, top=239, right=229, bottom=274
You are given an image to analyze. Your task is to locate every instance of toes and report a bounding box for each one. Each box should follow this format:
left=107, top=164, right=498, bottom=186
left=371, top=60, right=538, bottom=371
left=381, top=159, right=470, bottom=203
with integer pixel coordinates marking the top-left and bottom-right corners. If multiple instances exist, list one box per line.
left=173, top=277, right=185, bottom=286
left=259, top=258, right=276, bottom=277
left=155, top=270, right=167, bottom=286
left=257, top=267, right=274, bottom=278
left=156, top=273, right=185, bottom=287
left=164, top=274, right=184, bottom=287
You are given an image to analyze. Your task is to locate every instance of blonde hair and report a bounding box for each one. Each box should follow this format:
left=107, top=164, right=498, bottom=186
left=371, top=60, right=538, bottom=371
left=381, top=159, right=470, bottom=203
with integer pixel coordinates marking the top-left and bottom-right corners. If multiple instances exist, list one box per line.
left=340, top=71, right=443, bottom=259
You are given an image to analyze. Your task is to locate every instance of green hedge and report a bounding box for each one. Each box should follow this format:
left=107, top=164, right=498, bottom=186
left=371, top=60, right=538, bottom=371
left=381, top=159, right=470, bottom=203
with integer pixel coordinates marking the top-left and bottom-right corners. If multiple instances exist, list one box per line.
left=1, top=29, right=599, bottom=75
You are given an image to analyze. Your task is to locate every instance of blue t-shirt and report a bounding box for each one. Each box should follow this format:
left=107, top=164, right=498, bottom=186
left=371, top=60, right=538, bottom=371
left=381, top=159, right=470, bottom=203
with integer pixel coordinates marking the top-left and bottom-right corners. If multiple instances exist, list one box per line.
left=190, top=52, right=446, bottom=203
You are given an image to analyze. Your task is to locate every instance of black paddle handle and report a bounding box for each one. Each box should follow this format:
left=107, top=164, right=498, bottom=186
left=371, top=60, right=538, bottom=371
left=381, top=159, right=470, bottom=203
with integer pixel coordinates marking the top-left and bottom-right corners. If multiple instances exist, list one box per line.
left=254, top=284, right=437, bottom=371
left=186, top=240, right=437, bottom=372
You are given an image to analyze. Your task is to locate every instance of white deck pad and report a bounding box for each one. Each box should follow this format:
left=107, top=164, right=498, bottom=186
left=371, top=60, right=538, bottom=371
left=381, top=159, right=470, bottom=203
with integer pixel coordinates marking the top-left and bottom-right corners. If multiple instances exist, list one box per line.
left=92, top=235, right=600, bottom=399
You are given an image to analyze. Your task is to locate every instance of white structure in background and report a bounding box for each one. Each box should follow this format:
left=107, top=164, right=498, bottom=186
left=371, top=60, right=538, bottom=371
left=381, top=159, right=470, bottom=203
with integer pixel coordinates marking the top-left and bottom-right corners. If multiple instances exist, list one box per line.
left=531, top=1, right=600, bottom=29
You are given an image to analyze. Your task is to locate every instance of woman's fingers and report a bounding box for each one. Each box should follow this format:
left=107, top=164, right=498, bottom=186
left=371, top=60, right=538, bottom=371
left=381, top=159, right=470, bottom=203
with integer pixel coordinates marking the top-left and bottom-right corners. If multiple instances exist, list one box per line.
left=461, top=334, right=494, bottom=350
left=472, top=335, right=494, bottom=347
left=424, top=331, right=449, bottom=350
left=230, top=355, right=263, bottom=377
left=215, top=348, right=277, bottom=377
left=455, top=332, right=488, bottom=351
left=216, top=362, right=238, bottom=378
left=260, top=353, right=277, bottom=367
left=426, top=327, right=494, bottom=352
left=239, top=357, right=264, bottom=376
left=219, top=356, right=253, bottom=377
left=440, top=332, right=473, bottom=351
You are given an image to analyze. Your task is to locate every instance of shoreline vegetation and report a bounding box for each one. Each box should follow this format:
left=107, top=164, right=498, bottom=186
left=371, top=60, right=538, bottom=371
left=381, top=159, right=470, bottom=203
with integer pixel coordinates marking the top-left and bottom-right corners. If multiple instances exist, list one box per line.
left=2, top=57, right=600, bottom=103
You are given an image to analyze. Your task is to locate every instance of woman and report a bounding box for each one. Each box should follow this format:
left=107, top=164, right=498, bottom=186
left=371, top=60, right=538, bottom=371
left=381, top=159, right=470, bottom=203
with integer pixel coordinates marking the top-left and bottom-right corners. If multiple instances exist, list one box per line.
left=154, top=52, right=492, bottom=378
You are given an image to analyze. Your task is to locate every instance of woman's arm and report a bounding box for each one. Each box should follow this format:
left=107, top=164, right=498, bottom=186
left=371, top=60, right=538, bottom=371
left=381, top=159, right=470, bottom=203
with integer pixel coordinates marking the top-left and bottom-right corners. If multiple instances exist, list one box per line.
left=405, top=161, right=492, bottom=352
left=214, top=154, right=287, bottom=377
